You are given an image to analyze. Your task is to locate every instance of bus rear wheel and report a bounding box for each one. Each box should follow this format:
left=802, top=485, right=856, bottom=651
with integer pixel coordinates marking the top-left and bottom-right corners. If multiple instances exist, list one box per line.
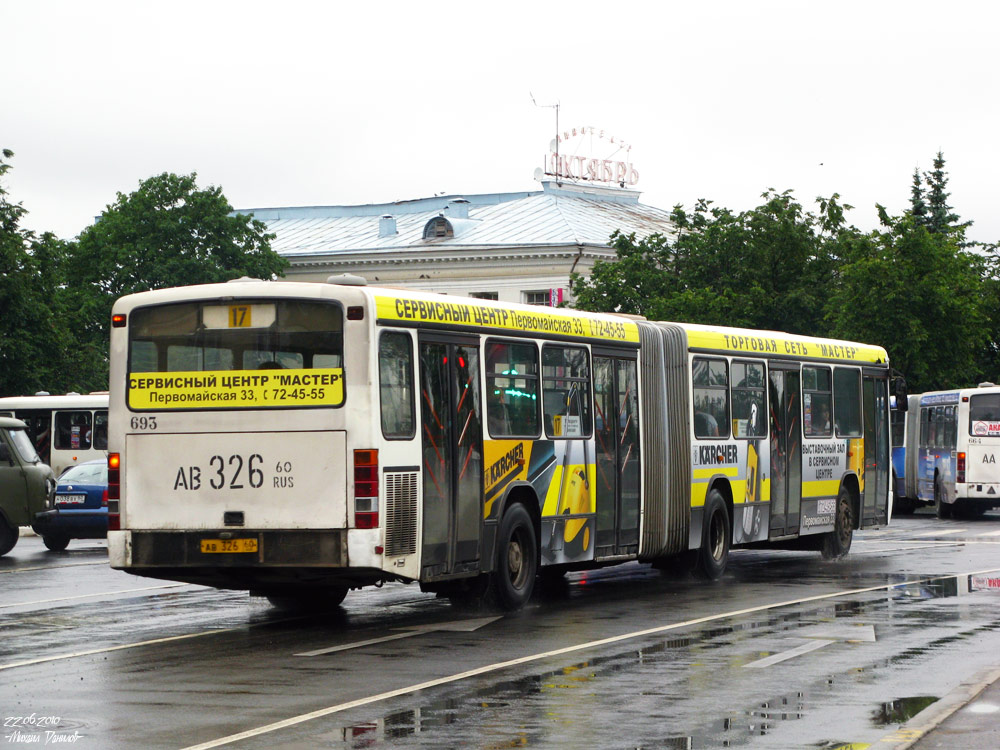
left=694, top=491, right=730, bottom=580
left=489, top=503, right=538, bottom=610
left=822, top=485, right=854, bottom=559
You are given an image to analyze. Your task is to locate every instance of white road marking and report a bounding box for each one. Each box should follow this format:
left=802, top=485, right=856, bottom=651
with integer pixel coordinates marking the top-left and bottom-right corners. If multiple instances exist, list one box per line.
left=744, top=639, right=835, bottom=668
left=743, top=623, right=876, bottom=668
left=180, top=569, right=1000, bottom=750
left=855, top=542, right=964, bottom=554
left=0, top=560, right=109, bottom=574
left=0, top=625, right=250, bottom=672
left=0, top=583, right=188, bottom=609
left=911, top=528, right=968, bottom=537
left=977, top=528, right=1000, bottom=537
left=296, top=616, right=502, bottom=656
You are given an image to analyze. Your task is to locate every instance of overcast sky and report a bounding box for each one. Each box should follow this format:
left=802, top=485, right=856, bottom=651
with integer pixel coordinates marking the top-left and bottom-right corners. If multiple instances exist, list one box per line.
left=4, top=1, right=998, bottom=244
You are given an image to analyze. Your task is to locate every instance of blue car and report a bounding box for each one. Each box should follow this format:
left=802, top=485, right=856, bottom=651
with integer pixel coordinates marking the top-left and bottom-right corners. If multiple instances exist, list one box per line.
left=32, top=459, right=108, bottom=551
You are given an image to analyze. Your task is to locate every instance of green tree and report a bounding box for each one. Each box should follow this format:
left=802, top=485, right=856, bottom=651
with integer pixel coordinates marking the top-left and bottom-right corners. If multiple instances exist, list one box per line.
left=0, top=150, right=71, bottom=396
left=63, top=172, right=286, bottom=381
left=923, top=151, right=966, bottom=235
left=572, top=190, right=840, bottom=337
left=825, top=212, right=985, bottom=392
left=909, top=168, right=928, bottom=227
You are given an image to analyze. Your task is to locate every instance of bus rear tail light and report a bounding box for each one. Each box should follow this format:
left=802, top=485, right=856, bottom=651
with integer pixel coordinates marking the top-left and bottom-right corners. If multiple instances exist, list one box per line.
left=354, top=449, right=379, bottom=528
left=957, top=452, right=966, bottom=483
left=108, top=453, right=121, bottom=530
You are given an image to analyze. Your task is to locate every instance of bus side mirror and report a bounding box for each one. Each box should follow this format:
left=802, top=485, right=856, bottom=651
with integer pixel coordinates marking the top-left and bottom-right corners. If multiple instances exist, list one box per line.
left=893, top=378, right=908, bottom=411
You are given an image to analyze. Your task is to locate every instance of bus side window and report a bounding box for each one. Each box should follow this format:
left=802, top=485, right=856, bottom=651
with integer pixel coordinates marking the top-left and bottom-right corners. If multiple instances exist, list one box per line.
left=833, top=368, right=862, bottom=437
left=379, top=332, right=415, bottom=439
left=486, top=341, right=540, bottom=438
left=731, top=361, right=766, bottom=438
left=93, top=411, right=109, bottom=450
left=54, top=410, right=93, bottom=451
left=692, top=357, right=730, bottom=439
left=802, top=366, right=833, bottom=437
left=541, top=345, right=591, bottom=439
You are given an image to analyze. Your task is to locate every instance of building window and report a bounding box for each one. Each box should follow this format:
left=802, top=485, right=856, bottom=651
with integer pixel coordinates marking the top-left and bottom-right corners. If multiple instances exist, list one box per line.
left=422, top=216, right=453, bottom=240
left=523, top=290, right=550, bottom=306
left=470, top=291, right=499, bottom=300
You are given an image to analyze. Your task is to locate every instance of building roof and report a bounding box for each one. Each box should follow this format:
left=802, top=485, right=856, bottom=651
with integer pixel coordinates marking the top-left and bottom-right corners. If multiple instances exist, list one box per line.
left=238, top=181, right=676, bottom=259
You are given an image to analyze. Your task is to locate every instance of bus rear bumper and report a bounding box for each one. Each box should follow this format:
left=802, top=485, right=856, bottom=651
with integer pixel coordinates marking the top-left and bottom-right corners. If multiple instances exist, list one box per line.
left=107, top=529, right=381, bottom=589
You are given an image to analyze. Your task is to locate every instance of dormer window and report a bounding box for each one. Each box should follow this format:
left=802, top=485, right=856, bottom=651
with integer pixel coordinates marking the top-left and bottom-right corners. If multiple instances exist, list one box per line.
left=423, top=216, right=454, bottom=240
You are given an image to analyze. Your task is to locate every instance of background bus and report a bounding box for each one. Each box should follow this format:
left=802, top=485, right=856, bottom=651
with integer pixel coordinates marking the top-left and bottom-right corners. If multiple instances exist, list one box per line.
left=891, top=393, right=926, bottom=514
left=106, top=278, right=896, bottom=611
left=0, top=393, right=109, bottom=476
left=910, top=384, right=1000, bottom=519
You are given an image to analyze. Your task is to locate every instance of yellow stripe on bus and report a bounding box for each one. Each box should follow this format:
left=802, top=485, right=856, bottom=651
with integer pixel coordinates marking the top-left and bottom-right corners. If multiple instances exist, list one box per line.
left=684, top=328, right=887, bottom=364
left=802, top=480, right=842, bottom=498
left=375, top=295, right=640, bottom=344
left=692, top=466, right=740, bottom=480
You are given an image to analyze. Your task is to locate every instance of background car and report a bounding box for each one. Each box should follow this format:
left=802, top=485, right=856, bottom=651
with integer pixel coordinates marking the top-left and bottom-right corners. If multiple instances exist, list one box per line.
left=32, top=458, right=108, bottom=551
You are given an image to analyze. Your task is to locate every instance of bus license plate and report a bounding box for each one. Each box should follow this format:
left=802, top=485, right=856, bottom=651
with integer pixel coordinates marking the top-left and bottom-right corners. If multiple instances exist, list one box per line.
left=200, top=538, right=258, bottom=554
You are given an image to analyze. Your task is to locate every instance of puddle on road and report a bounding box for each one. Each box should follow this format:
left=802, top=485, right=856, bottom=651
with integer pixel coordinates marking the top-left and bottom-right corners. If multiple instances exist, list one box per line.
left=322, top=572, right=994, bottom=748
left=871, top=695, right=938, bottom=726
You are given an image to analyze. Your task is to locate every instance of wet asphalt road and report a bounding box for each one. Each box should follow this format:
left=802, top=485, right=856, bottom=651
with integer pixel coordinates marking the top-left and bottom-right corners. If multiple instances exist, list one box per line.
left=2, top=512, right=1000, bottom=750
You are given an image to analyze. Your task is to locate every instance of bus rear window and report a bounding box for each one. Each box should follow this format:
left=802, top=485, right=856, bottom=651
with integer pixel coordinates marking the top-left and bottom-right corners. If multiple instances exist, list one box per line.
left=128, top=300, right=345, bottom=410
left=969, top=393, right=1000, bottom=436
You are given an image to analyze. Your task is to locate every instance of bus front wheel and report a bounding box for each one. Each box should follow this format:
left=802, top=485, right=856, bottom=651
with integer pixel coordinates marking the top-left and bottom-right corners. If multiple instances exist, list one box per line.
left=822, top=485, right=854, bottom=559
left=695, top=491, right=730, bottom=580
left=489, top=503, right=538, bottom=610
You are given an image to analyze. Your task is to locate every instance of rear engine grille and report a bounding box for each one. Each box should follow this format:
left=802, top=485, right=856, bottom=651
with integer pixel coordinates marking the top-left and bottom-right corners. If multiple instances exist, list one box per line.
left=385, top=471, right=418, bottom=557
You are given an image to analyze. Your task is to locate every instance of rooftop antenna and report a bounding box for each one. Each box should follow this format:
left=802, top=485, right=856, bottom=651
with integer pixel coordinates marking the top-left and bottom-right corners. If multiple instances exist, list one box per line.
left=530, top=92, right=560, bottom=185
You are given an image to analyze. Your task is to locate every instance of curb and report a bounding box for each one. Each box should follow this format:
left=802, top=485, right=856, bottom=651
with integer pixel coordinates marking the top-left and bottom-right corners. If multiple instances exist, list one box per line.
left=876, top=665, right=1000, bottom=749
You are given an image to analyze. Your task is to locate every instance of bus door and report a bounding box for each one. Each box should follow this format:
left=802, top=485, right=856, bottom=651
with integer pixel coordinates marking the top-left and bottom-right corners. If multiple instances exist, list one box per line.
left=419, top=336, right=484, bottom=579
left=768, top=365, right=802, bottom=537
left=593, top=352, right=640, bottom=557
left=862, top=371, right=890, bottom=524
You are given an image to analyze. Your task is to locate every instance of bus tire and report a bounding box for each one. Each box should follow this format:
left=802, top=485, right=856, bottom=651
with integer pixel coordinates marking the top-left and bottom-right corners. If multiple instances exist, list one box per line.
left=935, top=480, right=952, bottom=519
left=694, top=491, right=730, bottom=580
left=265, top=586, right=348, bottom=613
left=42, top=534, right=70, bottom=552
left=822, top=485, right=854, bottom=559
left=489, top=503, right=538, bottom=611
left=0, top=521, right=17, bottom=557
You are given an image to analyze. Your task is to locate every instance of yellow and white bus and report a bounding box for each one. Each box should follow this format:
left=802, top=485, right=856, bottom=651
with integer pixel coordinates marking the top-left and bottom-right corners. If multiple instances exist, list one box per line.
left=0, top=393, right=109, bottom=476
left=106, top=277, right=896, bottom=610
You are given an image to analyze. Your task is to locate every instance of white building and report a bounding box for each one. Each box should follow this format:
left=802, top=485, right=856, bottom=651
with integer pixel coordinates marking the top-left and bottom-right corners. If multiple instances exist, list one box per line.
left=239, top=177, right=676, bottom=306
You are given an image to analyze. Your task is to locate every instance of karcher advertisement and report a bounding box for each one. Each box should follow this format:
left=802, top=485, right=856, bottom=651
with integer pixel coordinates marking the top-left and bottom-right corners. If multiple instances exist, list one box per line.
left=484, top=438, right=596, bottom=565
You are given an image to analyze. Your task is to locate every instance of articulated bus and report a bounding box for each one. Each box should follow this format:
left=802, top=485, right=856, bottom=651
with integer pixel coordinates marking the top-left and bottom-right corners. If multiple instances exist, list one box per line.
left=0, top=393, right=109, bottom=476
left=106, top=277, right=896, bottom=611
left=905, top=384, right=1000, bottom=519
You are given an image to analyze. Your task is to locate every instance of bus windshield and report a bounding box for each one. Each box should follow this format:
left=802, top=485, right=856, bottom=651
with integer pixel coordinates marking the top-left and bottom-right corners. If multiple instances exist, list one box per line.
left=969, top=393, right=1000, bottom=436
left=127, top=300, right=345, bottom=409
